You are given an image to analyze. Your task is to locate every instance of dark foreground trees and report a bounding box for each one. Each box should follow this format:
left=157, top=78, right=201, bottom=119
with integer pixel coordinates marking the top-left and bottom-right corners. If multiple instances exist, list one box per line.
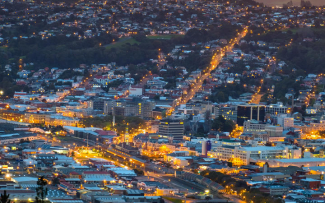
left=35, top=176, right=48, bottom=203
left=0, top=190, right=10, bottom=203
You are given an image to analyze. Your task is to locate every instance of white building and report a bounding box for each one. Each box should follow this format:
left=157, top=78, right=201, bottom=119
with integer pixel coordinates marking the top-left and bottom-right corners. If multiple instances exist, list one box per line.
left=212, top=145, right=301, bottom=165
left=0, top=133, right=38, bottom=145
left=243, top=120, right=266, bottom=133
left=266, top=103, right=288, bottom=115
left=82, top=171, right=115, bottom=184
left=129, top=85, right=143, bottom=96
left=108, top=167, right=137, bottom=177
left=266, top=158, right=325, bottom=167
left=277, top=114, right=294, bottom=129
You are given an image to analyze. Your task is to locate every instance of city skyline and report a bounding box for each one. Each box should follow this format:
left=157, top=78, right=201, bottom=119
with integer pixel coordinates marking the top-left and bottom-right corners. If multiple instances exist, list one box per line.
left=0, top=0, right=324, bottom=203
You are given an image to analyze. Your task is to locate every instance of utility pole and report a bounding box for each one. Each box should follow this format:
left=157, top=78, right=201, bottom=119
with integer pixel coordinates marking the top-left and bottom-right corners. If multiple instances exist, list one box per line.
left=291, top=95, right=294, bottom=115
left=112, top=109, right=115, bottom=127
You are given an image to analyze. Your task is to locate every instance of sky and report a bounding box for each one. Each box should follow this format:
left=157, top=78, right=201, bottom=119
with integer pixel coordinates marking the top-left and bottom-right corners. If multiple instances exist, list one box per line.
left=256, top=0, right=325, bottom=7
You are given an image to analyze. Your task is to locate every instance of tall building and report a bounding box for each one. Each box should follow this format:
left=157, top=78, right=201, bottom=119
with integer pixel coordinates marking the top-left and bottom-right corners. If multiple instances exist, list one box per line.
left=159, top=119, right=184, bottom=140
left=277, top=114, right=294, bottom=129
left=266, top=103, right=289, bottom=115
left=104, top=100, right=114, bottom=114
left=106, top=98, right=155, bottom=119
left=237, top=104, right=265, bottom=126
left=124, top=101, right=140, bottom=117
left=87, top=98, right=105, bottom=111
left=215, top=105, right=237, bottom=121
left=142, top=101, right=156, bottom=118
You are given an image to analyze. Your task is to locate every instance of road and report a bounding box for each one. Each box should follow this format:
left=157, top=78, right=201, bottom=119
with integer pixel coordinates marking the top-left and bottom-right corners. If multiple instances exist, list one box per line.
left=167, top=27, right=248, bottom=115
left=58, top=70, right=99, bottom=102
left=147, top=173, right=204, bottom=193
left=223, top=194, right=246, bottom=203
left=73, top=148, right=204, bottom=196
left=249, top=93, right=263, bottom=104
left=45, top=134, right=243, bottom=202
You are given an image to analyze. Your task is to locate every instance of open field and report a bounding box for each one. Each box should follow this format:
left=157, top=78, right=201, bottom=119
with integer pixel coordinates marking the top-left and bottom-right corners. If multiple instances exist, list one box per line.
left=147, top=34, right=184, bottom=40
left=105, top=35, right=182, bottom=49
left=163, top=197, right=183, bottom=203
left=105, top=37, right=139, bottom=49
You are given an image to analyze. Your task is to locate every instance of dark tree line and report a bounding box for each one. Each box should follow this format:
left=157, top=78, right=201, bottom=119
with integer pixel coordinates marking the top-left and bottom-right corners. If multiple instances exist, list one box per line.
left=212, top=115, right=236, bottom=132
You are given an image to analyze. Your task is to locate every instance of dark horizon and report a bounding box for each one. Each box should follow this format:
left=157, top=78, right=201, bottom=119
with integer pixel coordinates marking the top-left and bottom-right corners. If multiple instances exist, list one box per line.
left=256, top=0, right=325, bottom=7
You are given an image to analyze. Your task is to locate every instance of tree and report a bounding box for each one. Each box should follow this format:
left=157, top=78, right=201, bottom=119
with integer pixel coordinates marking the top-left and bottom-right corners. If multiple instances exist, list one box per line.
left=133, top=169, right=144, bottom=176
left=224, top=120, right=236, bottom=132
left=212, top=116, right=235, bottom=132
left=35, top=176, right=48, bottom=203
left=0, top=190, right=10, bottom=203
left=216, top=91, right=226, bottom=102
left=153, top=95, right=160, bottom=100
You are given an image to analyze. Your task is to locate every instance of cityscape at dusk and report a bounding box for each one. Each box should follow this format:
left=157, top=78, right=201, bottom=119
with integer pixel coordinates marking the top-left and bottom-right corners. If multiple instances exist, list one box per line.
left=0, top=0, right=324, bottom=203
left=257, top=0, right=324, bottom=7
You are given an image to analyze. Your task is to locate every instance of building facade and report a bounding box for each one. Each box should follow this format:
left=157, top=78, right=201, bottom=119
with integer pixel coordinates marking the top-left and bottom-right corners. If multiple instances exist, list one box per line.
left=213, top=145, right=301, bottom=165
left=158, top=119, right=184, bottom=140
left=237, top=104, right=265, bottom=126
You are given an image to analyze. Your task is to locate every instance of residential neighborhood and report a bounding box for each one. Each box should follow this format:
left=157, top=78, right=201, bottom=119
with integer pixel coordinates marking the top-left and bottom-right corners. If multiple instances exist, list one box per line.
left=0, top=0, right=325, bottom=203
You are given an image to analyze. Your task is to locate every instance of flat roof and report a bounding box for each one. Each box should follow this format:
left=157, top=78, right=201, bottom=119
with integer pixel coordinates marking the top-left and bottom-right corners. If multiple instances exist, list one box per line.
left=272, top=158, right=325, bottom=163
left=241, top=146, right=284, bottom=151
left=300, top=178, right=320, bottom=182
left=302, top=166, right=325, bottom=171
left=12, top=177, right=38, bottom=182
left=251, top=172, right=284, bottom=176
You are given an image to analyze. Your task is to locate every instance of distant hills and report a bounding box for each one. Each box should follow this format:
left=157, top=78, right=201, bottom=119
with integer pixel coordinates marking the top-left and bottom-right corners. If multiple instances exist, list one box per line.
left=255, top=0, right=324, bottom=7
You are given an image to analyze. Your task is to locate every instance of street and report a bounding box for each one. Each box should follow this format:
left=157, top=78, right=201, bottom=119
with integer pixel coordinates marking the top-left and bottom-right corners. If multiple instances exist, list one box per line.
left=167, top=28, right=248, bottom=115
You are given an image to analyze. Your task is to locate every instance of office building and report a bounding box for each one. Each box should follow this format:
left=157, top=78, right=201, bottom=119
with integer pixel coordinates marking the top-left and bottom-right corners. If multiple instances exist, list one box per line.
left=25, top=112, right=49, bottom=124
left=214, top=105, right=237, bottom=121
left=237, top=104, right=265, bottom=126
left=266, top=103, right=289, bottom=115
left=104, top=100, right=114, bottom=114
left=243, top=120, right=266, bottom=133
left=213, top=145, right=301, bottom=165
left=87, top=98, right=105, bottom=111
left=277, top=114, right=294, bottom=129
left=109, top=98, right=155, bottom=118
left=159, top=119, right=184, bottom=140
